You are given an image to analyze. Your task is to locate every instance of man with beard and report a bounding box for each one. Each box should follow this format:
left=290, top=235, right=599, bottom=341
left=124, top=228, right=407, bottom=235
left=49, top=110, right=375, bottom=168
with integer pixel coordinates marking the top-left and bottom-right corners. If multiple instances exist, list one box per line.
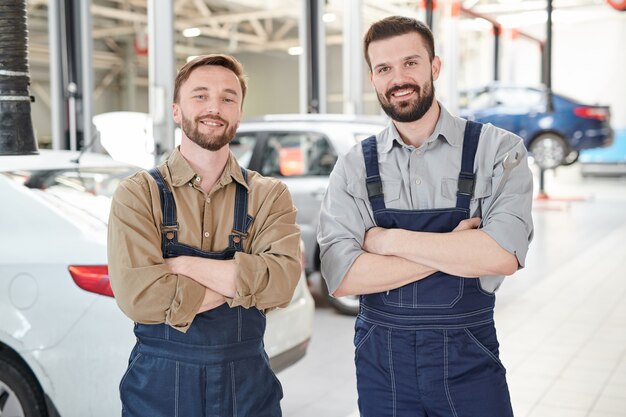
left=108, top=54, right=301, bottom=417
left=318, top=17, right=533, bottom=417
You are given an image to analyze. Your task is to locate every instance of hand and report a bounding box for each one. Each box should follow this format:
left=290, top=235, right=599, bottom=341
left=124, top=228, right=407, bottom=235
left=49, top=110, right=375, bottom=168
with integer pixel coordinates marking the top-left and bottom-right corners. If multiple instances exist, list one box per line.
left=363, top=227, right=391, bottom=255
left=164, top=256, right=187, bottom=275
left=452, top=217, right=481, bottom=232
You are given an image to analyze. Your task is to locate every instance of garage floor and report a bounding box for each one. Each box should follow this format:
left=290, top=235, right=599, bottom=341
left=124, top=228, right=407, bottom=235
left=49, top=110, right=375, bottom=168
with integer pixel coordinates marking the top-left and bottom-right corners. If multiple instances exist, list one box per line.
left=277, top=164, right=626, bottom=417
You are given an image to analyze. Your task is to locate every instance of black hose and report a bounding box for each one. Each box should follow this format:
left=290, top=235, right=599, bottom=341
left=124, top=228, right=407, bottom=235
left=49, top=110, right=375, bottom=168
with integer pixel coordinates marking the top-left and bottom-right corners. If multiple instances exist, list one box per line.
left=0, top=0, right=38, bottom=155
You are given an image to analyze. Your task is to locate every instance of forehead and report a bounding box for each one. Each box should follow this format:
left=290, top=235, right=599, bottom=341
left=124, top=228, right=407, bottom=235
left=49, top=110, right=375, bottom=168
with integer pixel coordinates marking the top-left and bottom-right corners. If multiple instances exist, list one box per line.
left=368, top=32, right=430, bottom=66
left=181, top=65, right=242, bottom=95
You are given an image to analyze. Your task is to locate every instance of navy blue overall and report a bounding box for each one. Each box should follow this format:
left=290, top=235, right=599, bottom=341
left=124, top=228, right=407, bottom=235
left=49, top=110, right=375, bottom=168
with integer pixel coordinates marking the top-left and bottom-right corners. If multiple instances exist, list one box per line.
left=119, top=167, right=282, bottom=417
left=355, top=121, right=514, bottom=417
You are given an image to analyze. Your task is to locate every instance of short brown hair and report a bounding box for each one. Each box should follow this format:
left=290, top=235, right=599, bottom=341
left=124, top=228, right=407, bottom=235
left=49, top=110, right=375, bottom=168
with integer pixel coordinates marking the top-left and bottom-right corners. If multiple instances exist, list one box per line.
left=363, top=16, right=435, bottom=70
left=173, top=54, right=248, bottom=106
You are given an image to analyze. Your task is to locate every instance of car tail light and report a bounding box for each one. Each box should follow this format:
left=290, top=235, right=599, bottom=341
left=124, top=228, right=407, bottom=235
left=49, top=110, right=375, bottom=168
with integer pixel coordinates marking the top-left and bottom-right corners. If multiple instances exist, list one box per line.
left=69, top=265, right=114, bottom=297
left=574, top=107, right=609, bottom=121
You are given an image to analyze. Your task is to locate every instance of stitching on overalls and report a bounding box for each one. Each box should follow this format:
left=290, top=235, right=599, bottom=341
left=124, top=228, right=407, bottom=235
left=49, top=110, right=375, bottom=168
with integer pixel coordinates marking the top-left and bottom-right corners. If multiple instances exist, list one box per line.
left=175, top=361, right=180, bottom=417
left=230, top=362, right=237, bottom=417
left=388, top=329, right=397, bottom=417
left=464, top=328, right=504, bottom=370
left=354, top=324, right=378, bottom=362
left=443, top=330, right=459, bottom=417
left=237, top=308, right=242, bottom=342
left=119, top=353, right=143, bottom=394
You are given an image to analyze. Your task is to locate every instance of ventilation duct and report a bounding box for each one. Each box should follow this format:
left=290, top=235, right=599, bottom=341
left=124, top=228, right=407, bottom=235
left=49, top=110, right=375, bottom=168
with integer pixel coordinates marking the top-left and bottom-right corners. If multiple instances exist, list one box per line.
left=0, top=0, right=38, bottom=155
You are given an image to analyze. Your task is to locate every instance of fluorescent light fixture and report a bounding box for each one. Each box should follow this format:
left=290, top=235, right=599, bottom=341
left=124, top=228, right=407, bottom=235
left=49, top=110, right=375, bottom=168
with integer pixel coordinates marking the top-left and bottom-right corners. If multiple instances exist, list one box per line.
left=288, top=46, right=303, bottom=56
left=183, top=27, right=201, bottom=38
left=322, top=13, right=336, bottom=23
left=186, top=55, right=198, bottom=62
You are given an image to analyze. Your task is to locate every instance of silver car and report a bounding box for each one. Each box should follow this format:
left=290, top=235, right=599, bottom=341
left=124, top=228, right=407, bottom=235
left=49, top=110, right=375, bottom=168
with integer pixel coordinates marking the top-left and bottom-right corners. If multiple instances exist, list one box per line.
left=235, top=114, right=387, bottom=315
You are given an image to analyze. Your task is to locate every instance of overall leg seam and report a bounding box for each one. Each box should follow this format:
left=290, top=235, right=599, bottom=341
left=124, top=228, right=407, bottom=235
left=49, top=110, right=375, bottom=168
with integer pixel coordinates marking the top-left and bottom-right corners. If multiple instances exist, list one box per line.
left=230, top=362, right=237, bottom=417
left=443, top=330, right=459, bottom=417
left=388, top=328, right=397, bottom=417
left=175, top=361, right=180, bottom=417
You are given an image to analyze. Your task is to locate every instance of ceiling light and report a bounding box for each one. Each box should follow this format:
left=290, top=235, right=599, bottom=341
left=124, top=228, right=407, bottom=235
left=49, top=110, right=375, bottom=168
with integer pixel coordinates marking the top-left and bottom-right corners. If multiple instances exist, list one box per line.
left=322, top=13, right=336, bottom=23
left=186, top=55, right=198, bottom=62
left=288, top=46, right=303, bottom=56
left=183, top=27, right=201, bottom=38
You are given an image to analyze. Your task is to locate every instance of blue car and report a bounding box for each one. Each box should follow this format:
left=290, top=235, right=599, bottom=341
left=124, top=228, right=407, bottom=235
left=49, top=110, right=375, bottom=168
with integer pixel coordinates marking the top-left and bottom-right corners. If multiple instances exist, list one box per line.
left=459, top=84, right=614, bottom=169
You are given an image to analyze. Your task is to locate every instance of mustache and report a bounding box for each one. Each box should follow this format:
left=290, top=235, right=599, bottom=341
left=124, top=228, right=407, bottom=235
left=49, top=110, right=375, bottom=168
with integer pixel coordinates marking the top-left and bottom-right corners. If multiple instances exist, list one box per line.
left=386, top=83, right=420, bottom=101
left=195, top=114, right=227, bottom=124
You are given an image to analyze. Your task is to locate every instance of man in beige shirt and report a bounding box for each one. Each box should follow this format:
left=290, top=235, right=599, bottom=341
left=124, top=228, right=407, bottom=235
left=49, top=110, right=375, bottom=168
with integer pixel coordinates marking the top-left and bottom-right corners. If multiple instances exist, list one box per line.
left=108, top=54, right=301, bottom=417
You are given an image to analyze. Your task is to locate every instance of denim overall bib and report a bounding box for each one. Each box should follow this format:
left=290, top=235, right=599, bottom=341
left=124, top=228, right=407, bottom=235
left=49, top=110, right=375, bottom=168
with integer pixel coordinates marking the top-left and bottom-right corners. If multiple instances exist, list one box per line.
left=119, top=167, right=282, bottom=417
left=355, top=121, right=514, bottom=417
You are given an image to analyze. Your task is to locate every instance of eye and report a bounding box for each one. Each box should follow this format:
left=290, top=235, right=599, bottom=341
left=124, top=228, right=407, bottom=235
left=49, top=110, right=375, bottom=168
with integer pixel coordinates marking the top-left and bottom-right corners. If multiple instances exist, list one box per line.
left=406, top=60, right=418, bottom=67
left=377, top=66, right=389, bottom=74
left=194, top=95, right=206, bottom=100
left=223, top=97, right=235, bottom=103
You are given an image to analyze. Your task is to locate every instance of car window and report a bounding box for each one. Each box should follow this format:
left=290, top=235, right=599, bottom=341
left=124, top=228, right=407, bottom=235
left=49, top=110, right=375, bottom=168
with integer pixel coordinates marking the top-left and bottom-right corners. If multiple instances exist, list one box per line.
left=460, top=89, right=492, bottom=110
left=230, top=134, right=258, bottom=168
left=260, top=133, right=337, bottom=177
left=493, top=88, right=544, bottom=108
left=2, top=166, right=137, bottom=223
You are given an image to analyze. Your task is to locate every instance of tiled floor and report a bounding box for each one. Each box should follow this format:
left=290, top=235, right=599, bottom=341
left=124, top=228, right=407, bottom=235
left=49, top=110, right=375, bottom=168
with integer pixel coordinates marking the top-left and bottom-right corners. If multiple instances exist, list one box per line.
left=278, top=164, right=626, bottom=417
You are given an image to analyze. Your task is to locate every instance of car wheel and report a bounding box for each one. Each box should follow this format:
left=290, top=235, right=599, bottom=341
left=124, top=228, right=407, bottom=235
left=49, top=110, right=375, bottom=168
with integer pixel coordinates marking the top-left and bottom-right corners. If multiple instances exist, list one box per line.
left=321, top=279, right=360, bottom=316
left=562, top=150, right=580, bottom=166
left=0, top=353, right=48, bottom=417
left=529, top=133, right=570, bottom=170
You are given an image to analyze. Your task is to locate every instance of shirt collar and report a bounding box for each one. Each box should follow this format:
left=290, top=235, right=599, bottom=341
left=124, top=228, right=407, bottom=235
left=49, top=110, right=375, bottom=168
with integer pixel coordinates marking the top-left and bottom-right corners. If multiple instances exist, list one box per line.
left=378, top=101, right=462, bottom=153
left=166, top=147, right=249, bottom=190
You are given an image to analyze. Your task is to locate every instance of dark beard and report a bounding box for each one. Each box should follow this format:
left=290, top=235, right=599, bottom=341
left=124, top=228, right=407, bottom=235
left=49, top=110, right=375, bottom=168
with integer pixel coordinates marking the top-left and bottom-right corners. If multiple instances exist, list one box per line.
left=181, top=114, right=237, bottom=151
left=377, top=79, right=435, bottom=123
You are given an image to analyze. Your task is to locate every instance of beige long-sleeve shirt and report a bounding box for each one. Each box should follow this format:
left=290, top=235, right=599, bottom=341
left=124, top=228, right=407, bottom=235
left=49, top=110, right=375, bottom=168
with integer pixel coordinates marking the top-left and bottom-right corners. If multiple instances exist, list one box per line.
left=108, top=148, right=301, bottom=332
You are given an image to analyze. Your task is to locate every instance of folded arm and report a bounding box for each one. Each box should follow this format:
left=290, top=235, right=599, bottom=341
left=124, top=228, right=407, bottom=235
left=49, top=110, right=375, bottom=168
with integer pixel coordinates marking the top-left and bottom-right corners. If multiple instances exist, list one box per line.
left=107, top=174, right=206, bottom=333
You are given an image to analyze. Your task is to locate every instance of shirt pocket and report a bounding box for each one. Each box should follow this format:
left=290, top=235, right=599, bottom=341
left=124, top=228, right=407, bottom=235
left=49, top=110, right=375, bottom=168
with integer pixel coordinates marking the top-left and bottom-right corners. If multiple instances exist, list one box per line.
left=347, top=179, right=402, bottom=207
left=440, top=176, right=492, bottom=215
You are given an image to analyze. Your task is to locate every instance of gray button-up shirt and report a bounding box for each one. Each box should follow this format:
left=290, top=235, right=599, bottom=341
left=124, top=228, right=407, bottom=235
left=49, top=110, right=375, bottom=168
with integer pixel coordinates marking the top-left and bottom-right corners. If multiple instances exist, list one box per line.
left=318, top=104, right=534, bottom=294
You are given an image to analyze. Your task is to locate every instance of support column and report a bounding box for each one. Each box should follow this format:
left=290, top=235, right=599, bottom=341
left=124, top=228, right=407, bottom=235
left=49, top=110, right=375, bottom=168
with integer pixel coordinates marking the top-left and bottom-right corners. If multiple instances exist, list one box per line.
left=342, top=0, right=362, bottom=115
left=299, top=0, right=326, bottom=114
left=148, top=0, right=175, bottom=161
left=48, top=0, right=64, bottom=150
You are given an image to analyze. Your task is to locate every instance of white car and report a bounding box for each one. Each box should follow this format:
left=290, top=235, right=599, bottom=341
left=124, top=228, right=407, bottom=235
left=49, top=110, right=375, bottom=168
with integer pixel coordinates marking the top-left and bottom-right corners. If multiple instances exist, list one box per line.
left=0, top=150, right=314, bottom=417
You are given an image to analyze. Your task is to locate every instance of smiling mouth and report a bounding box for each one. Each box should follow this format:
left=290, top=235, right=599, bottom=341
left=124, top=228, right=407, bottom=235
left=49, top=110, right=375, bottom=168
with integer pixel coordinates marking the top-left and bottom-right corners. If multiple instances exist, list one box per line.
left=199, top=119, right=225, bottom=127
left=388, top=87, right=416, bottom=101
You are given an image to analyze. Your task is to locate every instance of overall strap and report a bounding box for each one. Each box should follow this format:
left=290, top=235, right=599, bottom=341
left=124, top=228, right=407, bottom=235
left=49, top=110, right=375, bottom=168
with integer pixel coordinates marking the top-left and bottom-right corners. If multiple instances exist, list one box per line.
left=455, top=120, right=483, bottom=210
left=361, top=136, right=386, bottom=212
left=229, top=167, right=254, bottom=251
left=148, top=167, right=179, bottom=249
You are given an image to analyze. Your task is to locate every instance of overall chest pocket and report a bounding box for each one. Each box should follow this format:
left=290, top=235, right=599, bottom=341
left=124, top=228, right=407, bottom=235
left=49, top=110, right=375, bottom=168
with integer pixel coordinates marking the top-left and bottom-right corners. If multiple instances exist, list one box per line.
left=381, top=271, right=464, bottom=308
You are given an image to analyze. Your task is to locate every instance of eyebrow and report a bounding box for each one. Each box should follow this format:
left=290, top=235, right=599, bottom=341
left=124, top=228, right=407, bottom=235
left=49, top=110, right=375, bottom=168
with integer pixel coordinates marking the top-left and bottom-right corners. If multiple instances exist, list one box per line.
left=189, top=86, right=239, bottom=97
left=373, top=54, right=424, bottom=71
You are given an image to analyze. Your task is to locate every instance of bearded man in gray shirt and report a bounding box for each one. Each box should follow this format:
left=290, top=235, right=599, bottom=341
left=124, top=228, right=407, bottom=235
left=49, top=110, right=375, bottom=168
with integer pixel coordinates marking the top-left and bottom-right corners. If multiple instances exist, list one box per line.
left=318, top=16, right=533, bottom=417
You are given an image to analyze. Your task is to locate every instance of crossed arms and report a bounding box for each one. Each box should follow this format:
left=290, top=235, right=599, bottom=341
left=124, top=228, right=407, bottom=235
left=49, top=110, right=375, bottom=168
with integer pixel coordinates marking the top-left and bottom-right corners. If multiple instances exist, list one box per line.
left=108, top=173, right=301, bottom=332
left=334, top=218, right=517, bottom=297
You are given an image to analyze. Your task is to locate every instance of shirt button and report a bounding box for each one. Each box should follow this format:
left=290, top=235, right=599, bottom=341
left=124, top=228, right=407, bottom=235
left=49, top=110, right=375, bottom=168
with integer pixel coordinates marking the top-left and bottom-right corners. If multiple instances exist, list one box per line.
left=415, top=178, right=422, bottom=185
left=206, top=197, right=211, bottom=204
left=204, top=231, right=210, bottom=238
left=195, top=176, right=201, bottom=182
